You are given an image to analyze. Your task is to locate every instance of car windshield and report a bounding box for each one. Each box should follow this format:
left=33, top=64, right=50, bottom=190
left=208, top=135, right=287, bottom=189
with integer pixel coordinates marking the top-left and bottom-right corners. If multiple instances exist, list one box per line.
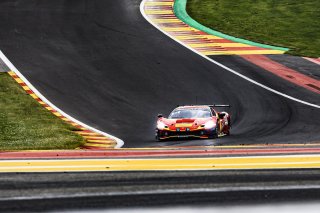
left=168, top=108, right=211, bottom=119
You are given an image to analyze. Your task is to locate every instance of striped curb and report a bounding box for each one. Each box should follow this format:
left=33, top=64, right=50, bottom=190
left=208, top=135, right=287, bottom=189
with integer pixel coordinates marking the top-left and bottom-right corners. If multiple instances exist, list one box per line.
left=7, top=71, right=118, bottom=150
left=142, top=0, right=320, bottom=110
left=3, top=154, right=320, bottom=172
left=143, top=0, right=320, bottom=97
left=2, top=144, right=320, bottom=159
left=174, top=0, right=289, bottom=52
left=143, top=0, right=286, bottom=55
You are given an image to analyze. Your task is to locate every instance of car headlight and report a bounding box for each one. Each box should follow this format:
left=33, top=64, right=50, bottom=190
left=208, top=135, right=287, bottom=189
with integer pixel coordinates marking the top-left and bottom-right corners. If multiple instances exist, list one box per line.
left=204, top=120, right=216, bottom=129
left=157, top=121, right=168, bottom=130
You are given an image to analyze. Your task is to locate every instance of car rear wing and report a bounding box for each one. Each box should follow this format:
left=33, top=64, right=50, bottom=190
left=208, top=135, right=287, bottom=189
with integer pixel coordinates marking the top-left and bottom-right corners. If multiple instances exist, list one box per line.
left=209, top=104, right=231, bottom=108
left=176, top=104, right=231, bottom=107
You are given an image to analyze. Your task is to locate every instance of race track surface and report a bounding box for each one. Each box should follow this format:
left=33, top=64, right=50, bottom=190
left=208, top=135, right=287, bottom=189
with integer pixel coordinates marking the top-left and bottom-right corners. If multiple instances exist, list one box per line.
left=0, top=0, right=319, bottom=147
left=1, top=170, right=320, bottom=212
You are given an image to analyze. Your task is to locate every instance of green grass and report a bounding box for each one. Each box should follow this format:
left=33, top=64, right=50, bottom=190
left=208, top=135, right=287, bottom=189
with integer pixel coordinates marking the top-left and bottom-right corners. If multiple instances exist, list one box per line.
left=0, top=73, right=86, bottom=150
left=187, top=0, right=320, bottom=57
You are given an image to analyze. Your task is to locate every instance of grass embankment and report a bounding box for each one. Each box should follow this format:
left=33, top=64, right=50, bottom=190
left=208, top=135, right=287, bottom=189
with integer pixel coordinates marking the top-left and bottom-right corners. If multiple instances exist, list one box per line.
left=0, top=73, right=85, bottom=150
left=187, top=0, right=320, bottom=57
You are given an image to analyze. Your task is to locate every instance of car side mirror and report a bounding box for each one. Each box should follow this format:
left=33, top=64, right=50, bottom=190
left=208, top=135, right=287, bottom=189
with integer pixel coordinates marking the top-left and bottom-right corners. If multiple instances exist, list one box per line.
left=157, top=114, right=163, bottom=118
left=218, top=113, right=225, bottom=119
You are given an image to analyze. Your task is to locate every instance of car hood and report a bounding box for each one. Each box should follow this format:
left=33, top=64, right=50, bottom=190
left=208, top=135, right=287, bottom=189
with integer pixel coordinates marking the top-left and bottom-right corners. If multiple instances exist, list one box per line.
left=161, top=118, right=215, bottom=126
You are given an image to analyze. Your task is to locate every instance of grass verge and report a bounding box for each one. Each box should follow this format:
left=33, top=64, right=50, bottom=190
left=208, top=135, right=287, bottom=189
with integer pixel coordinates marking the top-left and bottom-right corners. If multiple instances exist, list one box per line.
left=0, top=72, right=86, bottom=150
left=186, top=0, right=320, bottom=57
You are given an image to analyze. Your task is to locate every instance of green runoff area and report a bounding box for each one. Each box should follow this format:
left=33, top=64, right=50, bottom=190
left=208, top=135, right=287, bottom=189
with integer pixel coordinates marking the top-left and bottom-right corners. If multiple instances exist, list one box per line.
left=0, top=73, right=85, bottom=150
left=187, top=0, right=320, bottom=57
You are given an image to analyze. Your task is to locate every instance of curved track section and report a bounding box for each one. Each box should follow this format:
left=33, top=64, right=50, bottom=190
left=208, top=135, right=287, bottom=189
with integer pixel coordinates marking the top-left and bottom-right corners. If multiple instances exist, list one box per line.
left=0, top=0, right=319, bottom=148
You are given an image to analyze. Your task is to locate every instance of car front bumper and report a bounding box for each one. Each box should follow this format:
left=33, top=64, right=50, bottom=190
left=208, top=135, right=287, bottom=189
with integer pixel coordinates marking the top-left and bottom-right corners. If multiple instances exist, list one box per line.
left=156, top=128, right=216, bottom=140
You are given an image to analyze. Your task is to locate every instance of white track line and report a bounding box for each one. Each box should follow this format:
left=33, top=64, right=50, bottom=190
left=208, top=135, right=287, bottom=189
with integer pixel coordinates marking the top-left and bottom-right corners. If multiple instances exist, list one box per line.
left=0, top=50, right=124, bottom=148
left=2, top=184, right=320, bottom=201
left=303, top=57, right=320, bottom=66
left=140, top=0, right=320, bottom=109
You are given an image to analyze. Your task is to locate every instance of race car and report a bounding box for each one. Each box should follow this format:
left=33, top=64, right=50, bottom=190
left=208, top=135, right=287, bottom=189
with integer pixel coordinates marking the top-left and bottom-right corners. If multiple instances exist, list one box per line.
left=155, top=105, right=231, bottom=141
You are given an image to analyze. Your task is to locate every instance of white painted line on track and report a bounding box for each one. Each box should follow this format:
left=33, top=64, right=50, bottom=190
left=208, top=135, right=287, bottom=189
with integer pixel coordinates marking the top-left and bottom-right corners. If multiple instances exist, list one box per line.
left=0, top=50, right=124, bottom=148
left=140, top=0, right=320, bottom=109
left=2, top=184, right=320, bottom=201
left=303, top=57, right=320, bottom=66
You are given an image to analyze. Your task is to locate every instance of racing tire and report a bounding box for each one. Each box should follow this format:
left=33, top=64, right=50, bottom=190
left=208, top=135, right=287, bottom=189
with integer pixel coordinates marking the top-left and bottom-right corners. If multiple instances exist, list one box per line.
left=156, top=135, right=166, bottom=142
left=209, top=127, right=219, bottom=139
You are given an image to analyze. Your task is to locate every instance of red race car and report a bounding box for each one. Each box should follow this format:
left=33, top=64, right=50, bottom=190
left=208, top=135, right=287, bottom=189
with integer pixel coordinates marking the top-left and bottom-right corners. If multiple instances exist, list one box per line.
left=156, top=105, right=231, bottom=141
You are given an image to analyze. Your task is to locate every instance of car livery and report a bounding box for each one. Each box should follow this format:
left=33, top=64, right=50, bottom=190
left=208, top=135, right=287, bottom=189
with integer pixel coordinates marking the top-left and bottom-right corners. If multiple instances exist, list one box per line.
left=156, top=105, right=231, bottom=141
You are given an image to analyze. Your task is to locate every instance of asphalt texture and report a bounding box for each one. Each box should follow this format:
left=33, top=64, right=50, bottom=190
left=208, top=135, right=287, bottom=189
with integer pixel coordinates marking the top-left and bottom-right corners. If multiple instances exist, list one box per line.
left=0, top=0, right=319, bottom=148
left=1, top=170, right=320, bottom=212
left=267, top=54, right=320, bottom=81
left=0, top=0, right=320, bottom=211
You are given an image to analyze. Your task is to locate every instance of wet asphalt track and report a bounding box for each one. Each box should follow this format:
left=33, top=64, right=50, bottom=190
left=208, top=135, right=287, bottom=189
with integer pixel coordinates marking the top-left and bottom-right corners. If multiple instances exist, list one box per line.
left=0, top=0, right=320, bottom=211
left=0, top=0, right=319, bottom=148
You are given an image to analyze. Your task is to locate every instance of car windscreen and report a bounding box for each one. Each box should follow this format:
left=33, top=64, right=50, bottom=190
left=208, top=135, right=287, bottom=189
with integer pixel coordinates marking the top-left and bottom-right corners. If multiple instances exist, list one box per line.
left=168, top=108, right=212, bottom=119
